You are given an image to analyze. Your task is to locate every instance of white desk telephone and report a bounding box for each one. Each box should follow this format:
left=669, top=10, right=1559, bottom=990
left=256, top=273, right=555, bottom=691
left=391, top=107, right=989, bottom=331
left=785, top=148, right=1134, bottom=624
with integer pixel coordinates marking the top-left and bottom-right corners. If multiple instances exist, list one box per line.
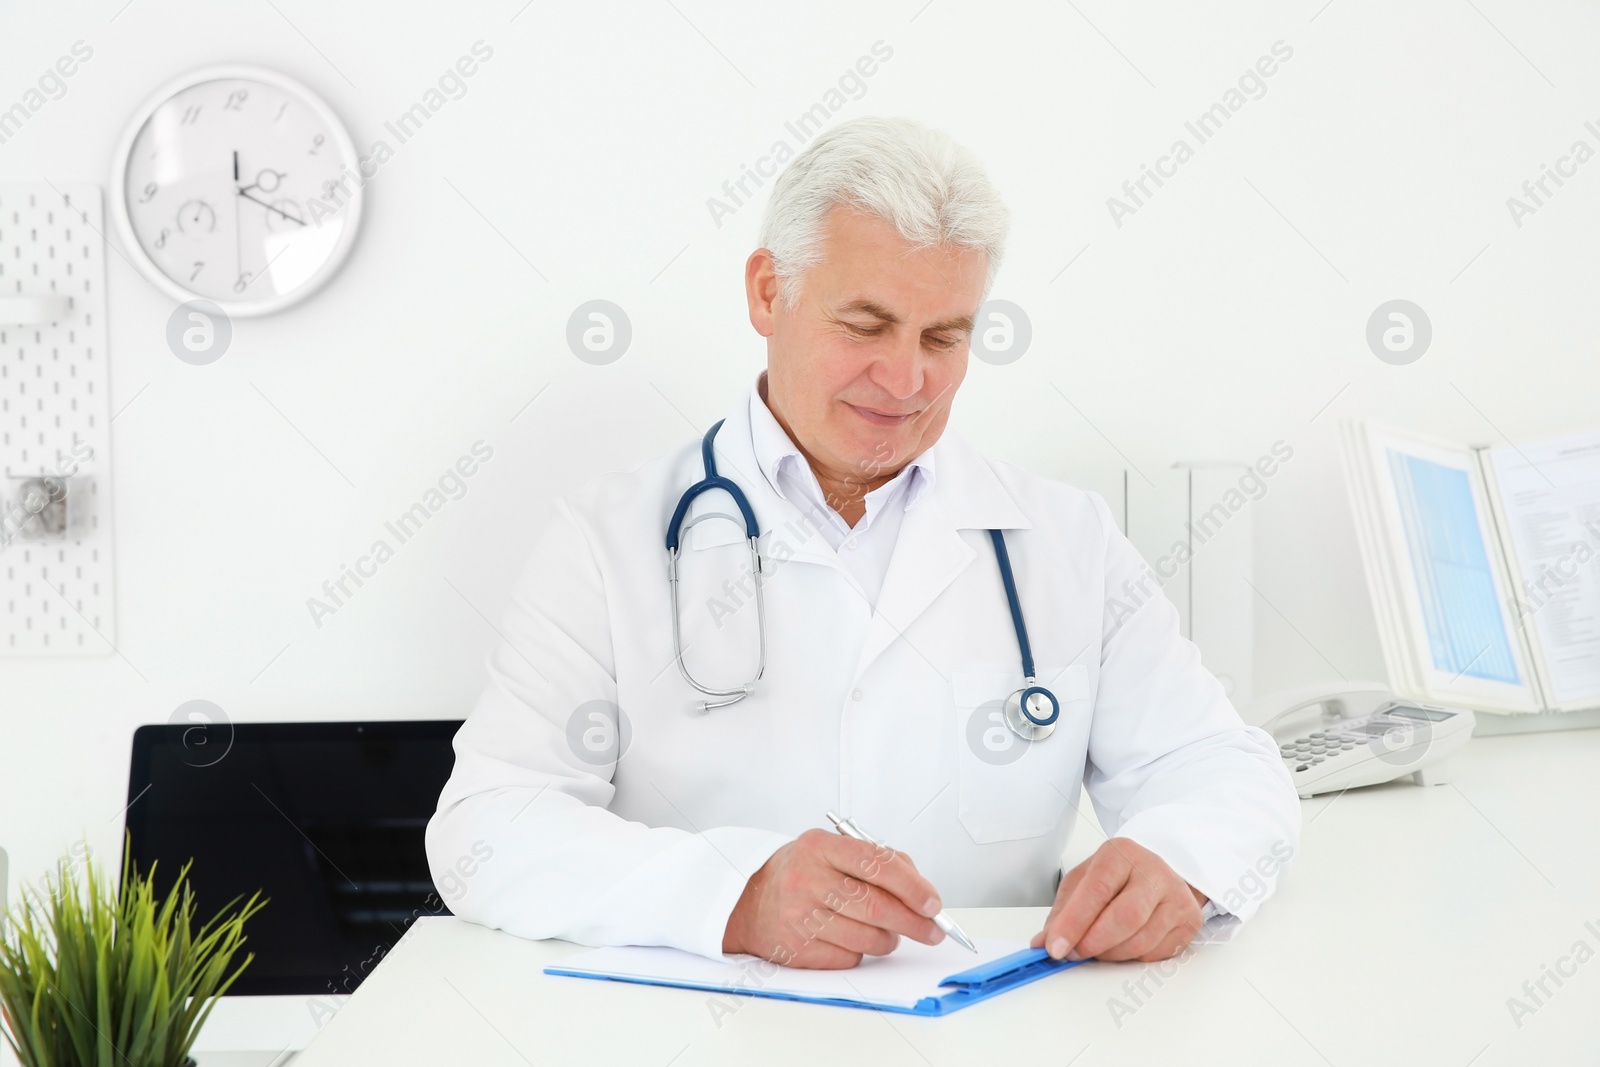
left=1255, top=683, right=1475, bottom=799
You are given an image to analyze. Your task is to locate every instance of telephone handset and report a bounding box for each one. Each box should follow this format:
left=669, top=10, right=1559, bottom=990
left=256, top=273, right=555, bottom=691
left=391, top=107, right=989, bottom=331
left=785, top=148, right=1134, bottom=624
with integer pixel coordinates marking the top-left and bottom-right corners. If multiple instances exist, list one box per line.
left=1254, top=682, right=1476, bottom=799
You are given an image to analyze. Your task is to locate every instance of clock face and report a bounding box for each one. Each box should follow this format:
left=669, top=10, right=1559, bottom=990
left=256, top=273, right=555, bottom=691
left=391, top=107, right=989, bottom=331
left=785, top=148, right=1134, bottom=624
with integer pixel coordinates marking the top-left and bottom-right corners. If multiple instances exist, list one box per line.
left=115, top=68, right=362, bottom=315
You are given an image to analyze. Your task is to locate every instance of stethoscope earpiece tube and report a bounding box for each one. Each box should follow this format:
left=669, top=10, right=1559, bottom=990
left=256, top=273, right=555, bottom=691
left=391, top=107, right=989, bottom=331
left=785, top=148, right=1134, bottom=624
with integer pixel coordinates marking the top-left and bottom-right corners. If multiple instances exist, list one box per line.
left=668, top=422, right=767, bottom=710
left=665, top=421, right=761, bottom=553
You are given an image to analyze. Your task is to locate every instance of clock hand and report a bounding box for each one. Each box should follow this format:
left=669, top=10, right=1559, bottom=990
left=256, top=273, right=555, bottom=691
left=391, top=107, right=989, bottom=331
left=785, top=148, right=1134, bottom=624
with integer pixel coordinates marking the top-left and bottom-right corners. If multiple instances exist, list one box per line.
left=234, top=149, right=244, bottom=284
left=237, top=188, right=305, bottom=225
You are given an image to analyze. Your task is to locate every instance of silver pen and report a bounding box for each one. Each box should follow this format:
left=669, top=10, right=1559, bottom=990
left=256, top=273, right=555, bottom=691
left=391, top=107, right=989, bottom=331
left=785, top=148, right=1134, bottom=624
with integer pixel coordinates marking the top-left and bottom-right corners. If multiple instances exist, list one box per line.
left=825, top=811, right=978, bottom=953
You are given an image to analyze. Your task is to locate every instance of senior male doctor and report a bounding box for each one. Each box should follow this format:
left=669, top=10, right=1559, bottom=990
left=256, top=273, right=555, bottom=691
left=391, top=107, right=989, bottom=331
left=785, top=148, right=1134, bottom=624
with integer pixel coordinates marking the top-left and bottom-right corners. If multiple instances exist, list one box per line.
left=428, top=116, right=1299, bottom=969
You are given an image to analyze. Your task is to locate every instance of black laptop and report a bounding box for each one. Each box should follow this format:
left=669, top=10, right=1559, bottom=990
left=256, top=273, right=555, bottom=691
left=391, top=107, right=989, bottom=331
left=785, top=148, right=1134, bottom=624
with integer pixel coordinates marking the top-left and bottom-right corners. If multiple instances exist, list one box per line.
left=124, top=719, right=461, bottom=1061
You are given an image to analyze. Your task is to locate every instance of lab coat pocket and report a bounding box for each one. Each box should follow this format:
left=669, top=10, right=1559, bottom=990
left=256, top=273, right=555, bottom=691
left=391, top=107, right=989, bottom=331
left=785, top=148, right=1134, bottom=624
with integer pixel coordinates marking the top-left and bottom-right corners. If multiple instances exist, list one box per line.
left=951, top=664, right=1090, bottom=844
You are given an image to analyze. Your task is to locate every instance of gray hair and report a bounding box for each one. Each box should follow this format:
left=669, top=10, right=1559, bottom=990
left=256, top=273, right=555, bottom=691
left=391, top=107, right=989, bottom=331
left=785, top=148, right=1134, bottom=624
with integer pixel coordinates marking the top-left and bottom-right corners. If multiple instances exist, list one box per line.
left=758, top=117, right=1010, bottom=308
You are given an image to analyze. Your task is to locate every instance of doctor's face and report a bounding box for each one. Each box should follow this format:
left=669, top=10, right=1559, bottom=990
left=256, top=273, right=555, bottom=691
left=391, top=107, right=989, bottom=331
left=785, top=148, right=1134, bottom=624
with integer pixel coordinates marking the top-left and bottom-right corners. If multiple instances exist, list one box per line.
left=747, top=204, right=987, bottom=489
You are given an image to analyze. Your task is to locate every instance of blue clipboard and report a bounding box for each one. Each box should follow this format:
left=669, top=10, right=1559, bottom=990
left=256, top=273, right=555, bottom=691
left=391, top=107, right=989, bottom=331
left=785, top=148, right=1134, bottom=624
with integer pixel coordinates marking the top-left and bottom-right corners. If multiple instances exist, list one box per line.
left=544, top=946, right=1085, bottom=1017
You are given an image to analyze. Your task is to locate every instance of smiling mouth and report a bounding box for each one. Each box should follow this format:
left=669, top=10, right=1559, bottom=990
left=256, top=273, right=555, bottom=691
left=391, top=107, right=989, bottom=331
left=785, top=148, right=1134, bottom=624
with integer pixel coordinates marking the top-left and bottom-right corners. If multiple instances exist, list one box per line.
left=845, top=402, right=919, bottom=427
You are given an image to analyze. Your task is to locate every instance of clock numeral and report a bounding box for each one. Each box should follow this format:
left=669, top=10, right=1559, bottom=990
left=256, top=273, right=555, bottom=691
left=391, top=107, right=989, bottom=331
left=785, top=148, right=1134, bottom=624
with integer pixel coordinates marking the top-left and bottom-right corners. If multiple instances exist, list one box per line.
left=234, top=272, right=253, bottom=293
left=154, top=227, right=170, bottom=249
left=223, top=89, right=249, bottom=111
left=273, top=101, right=288, bottom=121
left=190, top=261, right=204, bottom=282
left=309, top=133, right=325, bottom=155
left=138, top=182, right=158, bottom=204
left=180, top=104, right=203, bottom=125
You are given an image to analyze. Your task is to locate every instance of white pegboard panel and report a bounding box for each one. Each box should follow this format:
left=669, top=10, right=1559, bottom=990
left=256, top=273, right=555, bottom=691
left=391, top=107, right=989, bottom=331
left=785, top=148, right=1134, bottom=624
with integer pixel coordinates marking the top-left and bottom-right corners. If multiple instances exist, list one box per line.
left=0, top=183, right=115, bottom=657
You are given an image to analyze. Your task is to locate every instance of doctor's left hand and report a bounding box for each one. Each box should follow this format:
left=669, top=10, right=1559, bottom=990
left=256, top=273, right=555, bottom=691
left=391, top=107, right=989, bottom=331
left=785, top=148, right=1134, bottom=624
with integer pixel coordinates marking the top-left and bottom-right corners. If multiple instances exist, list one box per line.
left=1030, top=837, right=1208, bottom=963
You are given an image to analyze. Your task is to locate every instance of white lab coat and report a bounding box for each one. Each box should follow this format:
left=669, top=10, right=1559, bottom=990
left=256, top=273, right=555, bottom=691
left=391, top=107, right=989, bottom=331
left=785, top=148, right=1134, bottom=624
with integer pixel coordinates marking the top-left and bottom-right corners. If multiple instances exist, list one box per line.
left=426, top=387, right=1300, bottom=961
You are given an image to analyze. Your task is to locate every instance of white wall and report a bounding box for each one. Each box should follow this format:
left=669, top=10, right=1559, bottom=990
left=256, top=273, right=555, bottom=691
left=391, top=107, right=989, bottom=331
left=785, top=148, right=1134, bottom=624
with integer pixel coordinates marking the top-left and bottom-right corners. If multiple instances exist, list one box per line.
left=2, top=0, right=1597, bottom=899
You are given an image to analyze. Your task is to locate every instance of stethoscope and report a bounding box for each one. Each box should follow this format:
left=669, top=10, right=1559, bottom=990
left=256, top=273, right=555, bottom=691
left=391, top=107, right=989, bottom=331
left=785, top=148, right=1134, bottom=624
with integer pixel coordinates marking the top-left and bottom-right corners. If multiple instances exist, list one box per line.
left=666, top=421, right=1059, bottom=741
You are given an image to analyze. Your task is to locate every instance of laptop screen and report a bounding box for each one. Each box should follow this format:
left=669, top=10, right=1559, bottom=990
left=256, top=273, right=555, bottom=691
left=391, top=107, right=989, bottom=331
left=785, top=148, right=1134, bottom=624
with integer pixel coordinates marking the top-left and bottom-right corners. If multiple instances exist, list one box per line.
left=125, top=720, right=461, bottom=997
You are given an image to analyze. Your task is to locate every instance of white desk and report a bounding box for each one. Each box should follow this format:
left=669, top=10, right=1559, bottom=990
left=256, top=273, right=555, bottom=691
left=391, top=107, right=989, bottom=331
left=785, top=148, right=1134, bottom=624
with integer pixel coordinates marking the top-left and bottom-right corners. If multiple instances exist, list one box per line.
left=293, top=731, right=1600, bottom=1065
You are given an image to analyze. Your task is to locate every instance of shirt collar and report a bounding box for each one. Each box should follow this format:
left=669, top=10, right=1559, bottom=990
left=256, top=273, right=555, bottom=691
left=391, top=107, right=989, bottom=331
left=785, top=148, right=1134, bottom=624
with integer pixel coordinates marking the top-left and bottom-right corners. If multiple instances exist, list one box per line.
left=747, top=372, right=936, bottom=515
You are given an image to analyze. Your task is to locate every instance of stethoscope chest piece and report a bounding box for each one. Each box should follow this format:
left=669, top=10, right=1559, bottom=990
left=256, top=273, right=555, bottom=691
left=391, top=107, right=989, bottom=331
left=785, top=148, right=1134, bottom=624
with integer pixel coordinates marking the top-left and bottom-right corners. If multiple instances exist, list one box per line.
left=1003, top=684, right=1059, bottom=742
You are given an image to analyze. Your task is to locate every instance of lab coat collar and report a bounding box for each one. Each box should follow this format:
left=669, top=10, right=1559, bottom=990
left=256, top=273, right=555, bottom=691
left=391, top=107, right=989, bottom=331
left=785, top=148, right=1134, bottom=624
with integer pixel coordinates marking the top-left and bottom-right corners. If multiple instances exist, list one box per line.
left=698, top=379, right=1032, bottom=680
left=850, top=413, right=1032, bottom=678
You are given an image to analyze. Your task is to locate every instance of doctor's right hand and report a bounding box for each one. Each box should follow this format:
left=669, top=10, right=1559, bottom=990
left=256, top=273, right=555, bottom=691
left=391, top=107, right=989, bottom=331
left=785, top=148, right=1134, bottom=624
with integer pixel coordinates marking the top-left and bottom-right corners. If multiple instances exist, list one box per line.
left=721, top=828, right=947, bottom=968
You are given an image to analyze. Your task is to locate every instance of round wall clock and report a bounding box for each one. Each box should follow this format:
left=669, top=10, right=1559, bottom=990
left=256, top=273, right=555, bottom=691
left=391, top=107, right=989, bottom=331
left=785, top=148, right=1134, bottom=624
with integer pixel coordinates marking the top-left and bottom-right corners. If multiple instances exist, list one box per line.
left=110, top=65, right=363, bottom=317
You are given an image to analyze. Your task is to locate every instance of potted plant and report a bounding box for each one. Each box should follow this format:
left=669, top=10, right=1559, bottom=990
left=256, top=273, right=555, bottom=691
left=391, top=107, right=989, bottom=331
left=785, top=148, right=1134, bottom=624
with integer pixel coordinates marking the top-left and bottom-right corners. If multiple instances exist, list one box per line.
left=0, top=840, right=265, bottom=1067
